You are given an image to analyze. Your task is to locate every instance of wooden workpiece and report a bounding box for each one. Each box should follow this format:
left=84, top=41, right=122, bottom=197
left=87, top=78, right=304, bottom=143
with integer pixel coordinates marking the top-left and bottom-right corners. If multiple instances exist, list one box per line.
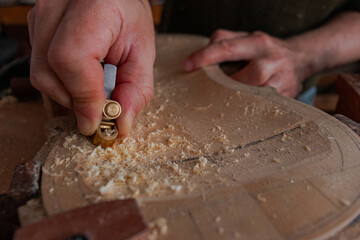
left=35, top=35, right=360, bottom=240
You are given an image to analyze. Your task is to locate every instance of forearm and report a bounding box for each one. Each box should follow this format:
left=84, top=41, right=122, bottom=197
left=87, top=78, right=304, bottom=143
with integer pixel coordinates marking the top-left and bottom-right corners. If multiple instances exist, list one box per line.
left=287, top=11, right=360, bottom=78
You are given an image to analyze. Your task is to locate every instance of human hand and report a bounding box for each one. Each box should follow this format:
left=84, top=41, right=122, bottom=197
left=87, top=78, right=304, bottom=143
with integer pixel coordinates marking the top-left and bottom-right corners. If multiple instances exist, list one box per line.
left=27, top=0, right=155, bottom=137
left=184, top=29, right=311, bottom=97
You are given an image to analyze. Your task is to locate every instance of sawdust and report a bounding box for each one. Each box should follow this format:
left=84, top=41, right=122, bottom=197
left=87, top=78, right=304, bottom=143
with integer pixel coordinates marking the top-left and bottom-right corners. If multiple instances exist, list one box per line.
left=273, top=158, right=280, bottom=163
left=339, top=199, right=351, bottom=206
left=40, top=35, right=350, bottom=240
left=0, top=95, right=18, bottom=107
left=43, top=59, right=332, bottom=238
left=233, top=231, right=241, bottom=239
left=257, top=194, right=267, bottom=203
left=49, top=113, right=331, bottom=203
left=214, top=216, right=222, bottom=223
left=103, top=128, right=116, bottom=137
left=71, top=129, right=222, bottom=200
left=303, top=146, right=311, bottom=151
left=0, top=88, right=18, bottom=107
left=17, top=198, right=47, bottom=227
left=149, top=217, right=168, bottom=240
left=218, top=226, right=225, bottom=234
left=62, top=85, right=271, bottom=201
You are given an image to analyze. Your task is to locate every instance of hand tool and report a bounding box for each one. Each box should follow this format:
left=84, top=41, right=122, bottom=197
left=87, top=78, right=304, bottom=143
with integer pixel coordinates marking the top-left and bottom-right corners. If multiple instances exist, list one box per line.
left=93, top=64, right=121, bottom=148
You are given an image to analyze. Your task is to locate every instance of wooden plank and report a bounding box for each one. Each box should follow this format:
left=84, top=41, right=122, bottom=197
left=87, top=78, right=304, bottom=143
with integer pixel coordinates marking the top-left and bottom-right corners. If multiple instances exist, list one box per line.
left=14, top=199, right=148, bottom=240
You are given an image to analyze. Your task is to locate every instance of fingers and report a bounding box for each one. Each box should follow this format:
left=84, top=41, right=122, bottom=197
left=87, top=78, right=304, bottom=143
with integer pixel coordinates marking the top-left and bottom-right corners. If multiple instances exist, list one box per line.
left=30, top=65, right=73, bottom=108
left=265, top=73, right=302, bottom=98
left=112, top=53, right=155, bottom=139
left=28, top=6, right=71, bottom=108
left=184, top=35, right=265, bottom=72
left=108, top=0, right=155, bottom=139
left=30, top=0, right=155, bottom=138
left=113, top=81, right=153, bottom=139
left=111, top=20, right=155, bottom=138
left=231, top=60, right=276, bottom=86
left=185, top=29, right=303, bottom=98
left=210, top=29, right=249, bottom=43
left=47, top=1, right=124, bottom=135
left=232, top=66, right=301, bottom=97
left=29, top=0, right=73, bottom=110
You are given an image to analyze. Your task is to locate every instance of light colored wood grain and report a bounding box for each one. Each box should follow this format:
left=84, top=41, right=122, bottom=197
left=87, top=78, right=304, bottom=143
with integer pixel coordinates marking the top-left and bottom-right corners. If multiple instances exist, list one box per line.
left=39, top=35, right=360, bottom=240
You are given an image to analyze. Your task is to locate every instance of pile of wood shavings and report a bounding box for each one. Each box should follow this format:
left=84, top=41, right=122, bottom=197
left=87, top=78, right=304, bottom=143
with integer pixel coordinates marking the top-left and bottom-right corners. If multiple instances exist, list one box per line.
left=48, top=80, right=315, bottom=203
left=71, top=124, right=223, bottom=201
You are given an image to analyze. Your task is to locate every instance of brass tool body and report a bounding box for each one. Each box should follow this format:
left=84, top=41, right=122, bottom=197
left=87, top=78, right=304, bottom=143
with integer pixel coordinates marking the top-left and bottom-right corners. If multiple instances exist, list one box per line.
left=93, top=64, right=121, bottom=148
left=93, top=100, right=121, bottom=148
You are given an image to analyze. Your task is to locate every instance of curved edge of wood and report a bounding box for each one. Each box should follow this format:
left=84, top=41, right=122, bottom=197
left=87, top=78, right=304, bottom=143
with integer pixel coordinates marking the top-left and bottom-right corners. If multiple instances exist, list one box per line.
left=39, top=34, right=360, bottom=240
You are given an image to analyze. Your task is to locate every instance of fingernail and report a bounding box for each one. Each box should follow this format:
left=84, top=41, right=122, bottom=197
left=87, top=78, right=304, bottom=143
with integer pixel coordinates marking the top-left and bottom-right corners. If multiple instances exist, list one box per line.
left=184, top=60, right=193, bottom=72
left=77, top=113, right=97, bottom=136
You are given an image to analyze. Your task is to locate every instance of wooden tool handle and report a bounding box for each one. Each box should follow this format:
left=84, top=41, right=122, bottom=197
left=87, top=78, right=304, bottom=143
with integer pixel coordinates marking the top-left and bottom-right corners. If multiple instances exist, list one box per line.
left=14, top=199, right=148, bottom=240
left=334, top=114, right=360, bottom=137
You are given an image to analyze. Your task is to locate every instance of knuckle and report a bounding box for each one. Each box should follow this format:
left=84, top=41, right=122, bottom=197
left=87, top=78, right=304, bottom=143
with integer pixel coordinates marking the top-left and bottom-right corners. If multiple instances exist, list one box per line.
left=126, top=82, right=153, bottom=115
left=138, top=82, right=154, bottom=107
left=142, top=84, right=154, bottom=105
left=253, top=31, right=273, bottom=46
left=72, top=88, right=103, bottom=104
left=218, top=40, right=235, bottom=54
left=211, top=29, right=225, bottom=40
left=47, top=45, right=75, bottom=72
left=29, top=72, right=58, bottom=96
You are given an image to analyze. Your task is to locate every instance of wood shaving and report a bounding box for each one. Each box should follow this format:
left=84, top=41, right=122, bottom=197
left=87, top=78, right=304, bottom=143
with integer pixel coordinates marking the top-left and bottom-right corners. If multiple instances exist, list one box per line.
left=0, top=95, right=18, bottom=107
left=103, top=128, right=115, bottom=137
left=339, top=199, right=351, bottom=206
left=233, top=231, right=241, bottom=239
left=303, top=146, right=311, bottom=151
left=218, top=227, right=225, bottom=234
left=193, top=104, right=212, bottom=111
left=272, top=158, right=280, bottom=163
left=257, top=194, right=267, bottom=203
left=149, top=217, right=168, bottom=240
left=217, top=134, right=229, bottom=143
left=42, top=168, right=63, bottom=177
